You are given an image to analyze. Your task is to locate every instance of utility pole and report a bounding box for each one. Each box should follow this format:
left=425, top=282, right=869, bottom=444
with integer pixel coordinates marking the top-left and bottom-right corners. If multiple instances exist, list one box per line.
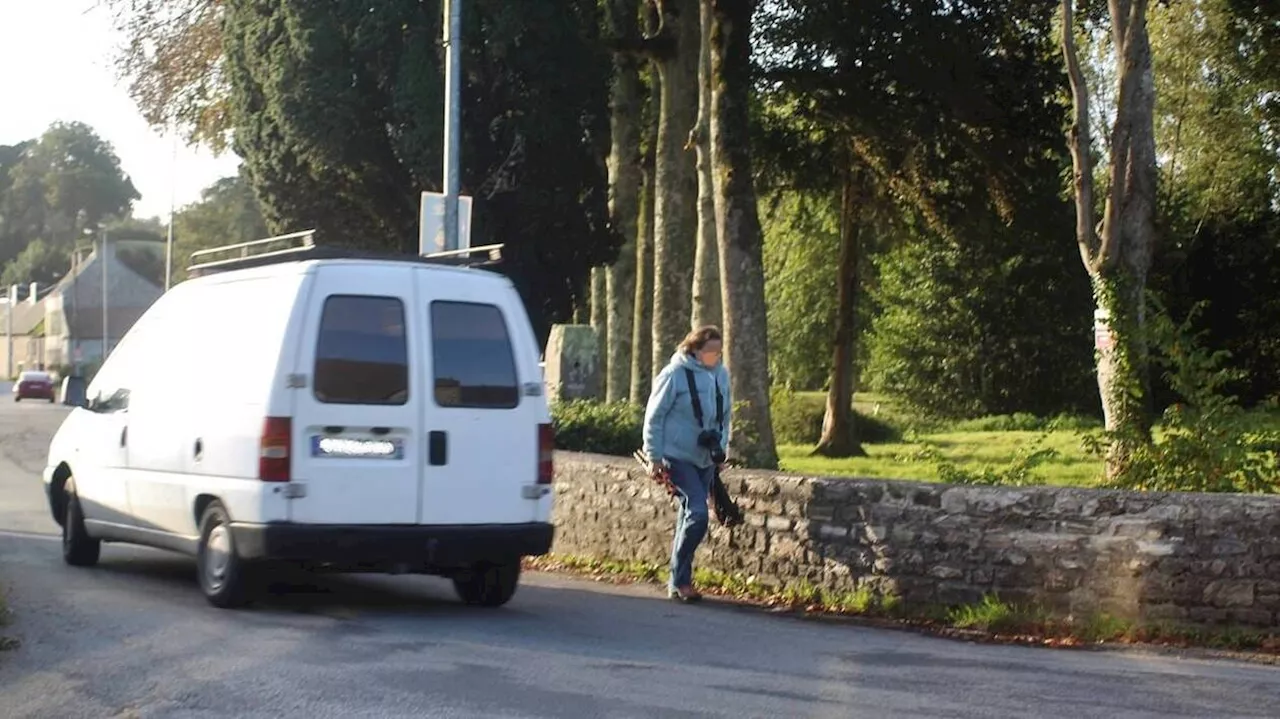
left=102, top=230, right=109, bottom=361
left=166, top=119, right=177, bottom=291
left=442, top=0, right=463, bottom=253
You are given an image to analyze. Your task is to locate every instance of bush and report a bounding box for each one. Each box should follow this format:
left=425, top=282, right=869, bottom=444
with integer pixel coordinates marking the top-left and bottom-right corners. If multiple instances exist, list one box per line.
left=770, top=388, right=900, bottom=445
left=1087, top=300, right=1280, bottom=494
left=551, top=401, right=643, bottom=457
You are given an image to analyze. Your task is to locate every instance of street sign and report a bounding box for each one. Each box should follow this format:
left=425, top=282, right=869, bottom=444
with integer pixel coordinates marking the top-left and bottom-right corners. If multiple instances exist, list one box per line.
left=419, top=191, right=473, bottom=255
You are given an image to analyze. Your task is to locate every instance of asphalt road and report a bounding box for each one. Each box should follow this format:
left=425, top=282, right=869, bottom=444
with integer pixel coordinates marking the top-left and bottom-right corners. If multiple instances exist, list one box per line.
left=0, top=389, right=1277, bottom=718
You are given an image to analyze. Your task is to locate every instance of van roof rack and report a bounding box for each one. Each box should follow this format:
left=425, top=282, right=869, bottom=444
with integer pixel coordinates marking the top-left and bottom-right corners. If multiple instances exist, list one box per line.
left=186, top=229, right=504, bottom=277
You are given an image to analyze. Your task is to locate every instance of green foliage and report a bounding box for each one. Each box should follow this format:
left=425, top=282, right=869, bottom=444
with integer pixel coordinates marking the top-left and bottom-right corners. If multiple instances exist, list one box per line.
left=867, top=231, right=1095, bottom=420
left=550, top=401, right=643, bottom=457
left=223, top=0, right=615, bottom=338
left=1086, top=299, right=1280, bottom=493
left=0, top=122, right=138, bottom=279
left=762, top=193, right=846, bottom=391
left=0, top=239, right=68, bottom=287
left=170, top=171, right=269, bottom=282
left=770, top=387, right=899, bottom=445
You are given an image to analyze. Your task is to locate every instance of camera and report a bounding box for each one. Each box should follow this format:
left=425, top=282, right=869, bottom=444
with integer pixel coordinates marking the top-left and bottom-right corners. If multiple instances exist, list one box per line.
left=697, top=429, right=727, bottom=465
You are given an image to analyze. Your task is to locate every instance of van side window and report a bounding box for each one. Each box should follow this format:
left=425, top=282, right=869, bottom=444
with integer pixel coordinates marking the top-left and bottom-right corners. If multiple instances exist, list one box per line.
left=314, top=295, right=410, bottom=405
left=431, top=301, right=519, bottom=409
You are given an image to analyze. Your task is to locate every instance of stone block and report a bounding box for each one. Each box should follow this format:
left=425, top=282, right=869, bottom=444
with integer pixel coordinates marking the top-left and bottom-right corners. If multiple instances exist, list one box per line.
left=807, top=504, right=836, bottom=522
left=1203, top=580, right=1256, bottom=608
left=543, top=325, right=601, bottom=401
left=928, top=565, right=964, bottom=581
left=816, top=523, right=849, bottom=541
left=1226, top=609, right=1273, bottom=627
left=937, top=582, right=984, bottom=606
left=766, top=515, right=794, bottom=532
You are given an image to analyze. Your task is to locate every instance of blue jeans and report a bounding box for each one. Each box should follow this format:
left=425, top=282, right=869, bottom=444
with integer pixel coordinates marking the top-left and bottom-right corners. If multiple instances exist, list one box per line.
left=667, top=459, right=714, bottom=590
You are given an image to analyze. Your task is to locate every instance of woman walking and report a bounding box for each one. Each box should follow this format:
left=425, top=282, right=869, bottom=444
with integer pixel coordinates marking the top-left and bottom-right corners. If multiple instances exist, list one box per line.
left=643, top=326, right=732, bottom=603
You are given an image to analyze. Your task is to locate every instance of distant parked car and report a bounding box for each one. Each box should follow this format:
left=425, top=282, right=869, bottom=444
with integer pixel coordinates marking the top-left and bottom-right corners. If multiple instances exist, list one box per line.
left=15, top=370, right=56, bottom=402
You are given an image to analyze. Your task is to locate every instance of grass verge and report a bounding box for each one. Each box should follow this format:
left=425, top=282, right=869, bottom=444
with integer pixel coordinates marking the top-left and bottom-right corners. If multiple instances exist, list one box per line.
left=524, top=554, right=1280, bottom=660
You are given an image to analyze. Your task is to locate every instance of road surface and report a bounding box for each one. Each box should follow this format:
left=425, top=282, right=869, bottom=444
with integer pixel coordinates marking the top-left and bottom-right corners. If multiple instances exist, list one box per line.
left=0, top=388, right=1277, bottom=718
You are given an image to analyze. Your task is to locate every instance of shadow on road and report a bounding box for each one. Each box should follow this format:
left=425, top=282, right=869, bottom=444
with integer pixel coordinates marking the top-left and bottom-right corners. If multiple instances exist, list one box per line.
left=89, top=548, right=557, bottom=618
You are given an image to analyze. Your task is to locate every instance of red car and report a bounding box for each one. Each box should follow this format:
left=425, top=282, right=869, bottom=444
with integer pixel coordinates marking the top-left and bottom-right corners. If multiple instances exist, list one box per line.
left=14, top=370, right=55, bottom=402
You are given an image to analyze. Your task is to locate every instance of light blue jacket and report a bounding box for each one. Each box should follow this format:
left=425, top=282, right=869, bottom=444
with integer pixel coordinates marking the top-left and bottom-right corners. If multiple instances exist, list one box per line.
left=643, top=351, right=732, bottom=469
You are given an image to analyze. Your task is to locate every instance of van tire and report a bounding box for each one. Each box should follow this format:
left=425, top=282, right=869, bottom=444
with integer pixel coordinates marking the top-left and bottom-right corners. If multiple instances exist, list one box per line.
left=61, top=482, right=100, bottom=567
left=197, top=501, right=253, bottom=609
left=453, top=561, right=521, bottom=607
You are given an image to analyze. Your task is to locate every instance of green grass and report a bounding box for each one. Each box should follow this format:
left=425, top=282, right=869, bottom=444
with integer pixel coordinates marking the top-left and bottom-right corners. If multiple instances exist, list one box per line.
left=780, top=430, right=1102, bottom=486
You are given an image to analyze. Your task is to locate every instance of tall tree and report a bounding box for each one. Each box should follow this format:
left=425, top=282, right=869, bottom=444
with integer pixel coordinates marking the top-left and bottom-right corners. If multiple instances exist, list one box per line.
left=631, top=124, right=658, bottom=403
left=649, top=0, right=701, bottom=375
left=0, top=123, right=138, bottom=270
left=170, top=170, right=270, bottom=282
left=1061, top=0, right=1160, bottom=473
left=709, top=0, right=778, bottom=469
left=223, top=0, right=616, bottom=338
left=604, top=0, right=645, bottom=402
left=689, top=0, right=721, bottom=329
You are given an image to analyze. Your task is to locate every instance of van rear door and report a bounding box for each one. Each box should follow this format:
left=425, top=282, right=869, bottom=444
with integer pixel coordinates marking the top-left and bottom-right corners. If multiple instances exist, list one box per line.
left=416, top=272, right=539, bottom=525
left=289, top=265, right=423, bottom=525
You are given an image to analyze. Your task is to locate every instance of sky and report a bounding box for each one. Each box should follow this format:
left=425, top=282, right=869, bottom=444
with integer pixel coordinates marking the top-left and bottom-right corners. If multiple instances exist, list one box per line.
left=0, top=1, right=241, bottom=221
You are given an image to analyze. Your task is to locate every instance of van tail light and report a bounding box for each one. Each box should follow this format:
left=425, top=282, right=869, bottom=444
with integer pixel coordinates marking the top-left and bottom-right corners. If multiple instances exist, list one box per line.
left=538, top=423, right=555, bottom=485
left=259, top=416, right=292, bottom=482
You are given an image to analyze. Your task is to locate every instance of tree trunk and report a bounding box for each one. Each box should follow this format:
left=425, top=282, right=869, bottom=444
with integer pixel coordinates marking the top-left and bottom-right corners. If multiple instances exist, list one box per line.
left=709, top=0, right=779, bottom=470
left=590, top=267, right=608, bottom=383
left=650, top=0, right=700, bottom=377
left=1061, top=0, right=1158, bottom=477
left=689, top=0, right=721, bottom=329
left=630, top=142, right=658, bottom=403
left=605, top=0, right=643, bottom=403
left=814, top=167, right=867, bottom=458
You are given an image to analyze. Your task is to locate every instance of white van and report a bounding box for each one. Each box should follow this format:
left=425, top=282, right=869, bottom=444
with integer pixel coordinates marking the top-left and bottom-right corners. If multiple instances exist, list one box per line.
left=42, top=231, right=555, bottom=608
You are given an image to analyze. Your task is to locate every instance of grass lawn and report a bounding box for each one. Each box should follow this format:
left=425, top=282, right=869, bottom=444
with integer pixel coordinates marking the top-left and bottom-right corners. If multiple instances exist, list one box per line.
left=779, top=430, right=1102, bottom=487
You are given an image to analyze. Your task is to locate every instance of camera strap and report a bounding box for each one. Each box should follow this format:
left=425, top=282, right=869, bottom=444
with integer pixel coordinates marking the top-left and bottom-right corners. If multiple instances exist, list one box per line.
left=683, top=368, right=725, bottom=434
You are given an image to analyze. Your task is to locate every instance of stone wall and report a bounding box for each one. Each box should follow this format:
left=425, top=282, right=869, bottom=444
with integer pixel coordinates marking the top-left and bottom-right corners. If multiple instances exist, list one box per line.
left=552, top=453, right=1280, bottom=627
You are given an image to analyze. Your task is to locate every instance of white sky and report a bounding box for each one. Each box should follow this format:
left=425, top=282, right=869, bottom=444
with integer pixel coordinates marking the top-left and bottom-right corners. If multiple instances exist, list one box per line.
left=0, top=1, right=241, bottom=221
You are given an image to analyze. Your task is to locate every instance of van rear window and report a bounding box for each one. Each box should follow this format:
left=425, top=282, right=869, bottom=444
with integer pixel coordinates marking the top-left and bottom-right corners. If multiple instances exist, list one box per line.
left=431, top=301, right=519, bottom=409
left=314, top=295, right=409, bottom=405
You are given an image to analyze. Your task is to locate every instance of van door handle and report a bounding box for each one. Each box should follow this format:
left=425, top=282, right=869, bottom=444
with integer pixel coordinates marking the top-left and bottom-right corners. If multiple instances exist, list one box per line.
left=428, top=431, right=447, bottom=466
left=120, top=427, right=128, bottom=447
left=194, top=438, right=203, bottom=461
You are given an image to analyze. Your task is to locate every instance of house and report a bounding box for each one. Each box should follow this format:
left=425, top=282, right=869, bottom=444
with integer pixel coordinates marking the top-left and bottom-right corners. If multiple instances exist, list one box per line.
left=41, top=242, right=163, bottom=372
left=0, top=282, right=49, bottom=378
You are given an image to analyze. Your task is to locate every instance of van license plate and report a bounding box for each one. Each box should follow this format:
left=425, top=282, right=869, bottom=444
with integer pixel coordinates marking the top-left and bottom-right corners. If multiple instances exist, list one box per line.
left=310, top=435, right=405, bottom=460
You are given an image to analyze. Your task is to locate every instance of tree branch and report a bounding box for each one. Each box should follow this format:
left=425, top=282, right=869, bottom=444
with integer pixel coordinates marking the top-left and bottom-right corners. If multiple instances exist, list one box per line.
left=1061, top=0, right=1102, bottom=273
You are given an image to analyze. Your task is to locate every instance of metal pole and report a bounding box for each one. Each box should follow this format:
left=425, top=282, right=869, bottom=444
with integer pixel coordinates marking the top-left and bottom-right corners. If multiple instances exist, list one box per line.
left=442, top=0, right=462, bottom=253
left=102, top=231, right=109, bottom=361
left=166, top=123, right=177, bottom=291
left=6, top=288, right=13, bottom=380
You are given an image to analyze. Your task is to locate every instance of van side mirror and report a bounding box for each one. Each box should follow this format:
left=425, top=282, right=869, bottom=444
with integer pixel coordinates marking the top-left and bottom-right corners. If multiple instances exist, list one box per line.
left=60, top=376, right=88, bottom=408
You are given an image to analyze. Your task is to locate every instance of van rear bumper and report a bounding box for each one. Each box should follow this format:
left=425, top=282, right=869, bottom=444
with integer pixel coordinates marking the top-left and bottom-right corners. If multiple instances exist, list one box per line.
left=230, top=521, right=554, bottom=570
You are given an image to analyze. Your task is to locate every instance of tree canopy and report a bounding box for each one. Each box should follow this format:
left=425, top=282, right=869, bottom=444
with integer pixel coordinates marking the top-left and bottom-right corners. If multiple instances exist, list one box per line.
left=222, top=0, right=616, bottom=337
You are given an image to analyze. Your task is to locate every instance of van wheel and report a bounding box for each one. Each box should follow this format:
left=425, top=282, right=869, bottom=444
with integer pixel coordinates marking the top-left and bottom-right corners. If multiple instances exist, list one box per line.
left=453, top=561, right=521, bottom=607
left=62, top=482, right=101, bottom=567
left=197, top=501, right=253, bottom=609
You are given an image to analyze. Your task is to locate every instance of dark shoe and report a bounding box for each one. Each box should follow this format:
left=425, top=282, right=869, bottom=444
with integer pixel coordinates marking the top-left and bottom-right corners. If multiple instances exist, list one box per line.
left=668, top=586, right=702, bottom=603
